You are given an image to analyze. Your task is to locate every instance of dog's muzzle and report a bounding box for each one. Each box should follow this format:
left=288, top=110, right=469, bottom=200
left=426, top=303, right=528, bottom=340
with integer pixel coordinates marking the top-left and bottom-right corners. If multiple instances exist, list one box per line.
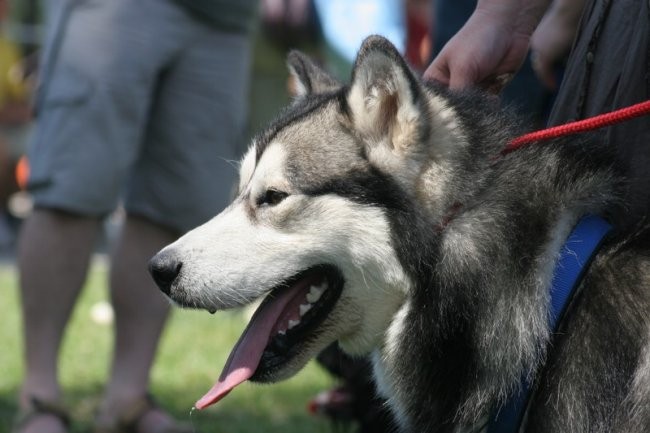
left=148, top=252, right=182, bottom=296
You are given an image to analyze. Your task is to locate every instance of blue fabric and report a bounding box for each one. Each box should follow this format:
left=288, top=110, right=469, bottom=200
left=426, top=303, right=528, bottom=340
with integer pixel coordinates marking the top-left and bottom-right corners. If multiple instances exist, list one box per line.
left=487, top=215, right=612, bottom=433
left=548, top=215, right=612, bottom=328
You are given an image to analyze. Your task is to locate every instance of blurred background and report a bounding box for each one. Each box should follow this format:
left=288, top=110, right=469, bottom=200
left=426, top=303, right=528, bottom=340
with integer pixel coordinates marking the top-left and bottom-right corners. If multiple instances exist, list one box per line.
left=0, top=1, right=420, bottom=431
left=0, top=0, right=560, bottom=432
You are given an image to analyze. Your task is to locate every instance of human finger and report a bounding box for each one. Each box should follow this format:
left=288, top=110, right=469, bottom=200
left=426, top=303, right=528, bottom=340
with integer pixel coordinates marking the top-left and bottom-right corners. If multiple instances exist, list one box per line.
left=530, top=50, right=557, bottom=90
left=423, top=57, right=451, bottom=86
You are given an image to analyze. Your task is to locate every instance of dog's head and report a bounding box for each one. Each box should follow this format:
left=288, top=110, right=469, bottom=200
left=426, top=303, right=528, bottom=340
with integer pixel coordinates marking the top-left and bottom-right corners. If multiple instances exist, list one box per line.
left=149, top=36, right=463, bottom=409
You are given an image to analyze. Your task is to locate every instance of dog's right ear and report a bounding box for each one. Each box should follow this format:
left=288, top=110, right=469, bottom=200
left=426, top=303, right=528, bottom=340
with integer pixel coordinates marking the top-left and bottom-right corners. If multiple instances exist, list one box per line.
left=345, top=36, right=427, bottom=154
left=287, top=51, right=341, bottom=97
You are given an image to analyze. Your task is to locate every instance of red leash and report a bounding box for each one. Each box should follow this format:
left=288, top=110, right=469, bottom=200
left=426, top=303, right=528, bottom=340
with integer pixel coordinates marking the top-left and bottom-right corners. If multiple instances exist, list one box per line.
left=444, top=99, right=650, bottom=229
left=503, top=99, right=650, bottom=155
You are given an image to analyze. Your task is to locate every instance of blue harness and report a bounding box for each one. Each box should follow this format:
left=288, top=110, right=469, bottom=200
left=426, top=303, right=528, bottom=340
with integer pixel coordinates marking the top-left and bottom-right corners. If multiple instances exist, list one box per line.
left=486, top=215, right=612, bottom=433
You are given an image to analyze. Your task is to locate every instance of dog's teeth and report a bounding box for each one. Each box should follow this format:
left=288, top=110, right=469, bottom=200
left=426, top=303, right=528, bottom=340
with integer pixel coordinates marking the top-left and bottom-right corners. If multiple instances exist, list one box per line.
left=288, top=319, right=300, bottom=329
left=306, top=291, right=319, bottom=304
left=299, top=304, right=312, bottom=316
left=307, top=283, right=326, bottom=303
left=278, top=330, right=286, bottom=336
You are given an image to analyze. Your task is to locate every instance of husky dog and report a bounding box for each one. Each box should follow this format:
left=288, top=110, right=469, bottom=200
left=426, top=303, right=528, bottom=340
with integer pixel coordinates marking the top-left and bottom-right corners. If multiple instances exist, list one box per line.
left=149, top=36, right=650, bottom=432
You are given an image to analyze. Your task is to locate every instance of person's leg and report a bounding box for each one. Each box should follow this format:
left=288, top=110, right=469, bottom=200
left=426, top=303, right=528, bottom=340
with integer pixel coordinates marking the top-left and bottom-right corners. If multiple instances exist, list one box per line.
left=18, top=209, right=101, bottom=433
left=17, top=0, right=185, bottom=430
left=96, top=214, right=179, bottom=432
left=98, top=16, right=252, bottom=431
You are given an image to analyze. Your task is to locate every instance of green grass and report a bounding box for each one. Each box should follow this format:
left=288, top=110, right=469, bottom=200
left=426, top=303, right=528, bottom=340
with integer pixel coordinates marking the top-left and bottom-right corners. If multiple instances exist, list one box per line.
left=0, top=259, right=336, bottom=433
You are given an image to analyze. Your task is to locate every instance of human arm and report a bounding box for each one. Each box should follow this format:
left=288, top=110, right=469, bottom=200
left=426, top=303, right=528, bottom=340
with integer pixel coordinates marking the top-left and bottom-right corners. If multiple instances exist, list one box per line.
left=423, top=0, right=551, bottom=91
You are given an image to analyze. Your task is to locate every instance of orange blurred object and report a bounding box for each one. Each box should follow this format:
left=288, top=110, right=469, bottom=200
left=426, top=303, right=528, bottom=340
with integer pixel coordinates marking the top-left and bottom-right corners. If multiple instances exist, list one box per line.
left=15, top=155, right=29, bottom=190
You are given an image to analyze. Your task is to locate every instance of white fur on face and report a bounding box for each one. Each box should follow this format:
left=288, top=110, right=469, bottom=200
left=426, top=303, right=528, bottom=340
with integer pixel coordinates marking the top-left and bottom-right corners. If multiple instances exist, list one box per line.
left=238, top=143, right=257, bottom=193
left=159, top=139, right=410, bottom=366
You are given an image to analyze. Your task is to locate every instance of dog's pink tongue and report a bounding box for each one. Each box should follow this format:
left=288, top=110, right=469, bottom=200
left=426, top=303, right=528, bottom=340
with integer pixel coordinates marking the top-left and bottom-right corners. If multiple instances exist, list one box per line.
left=195, top=285, right=302, bottom=410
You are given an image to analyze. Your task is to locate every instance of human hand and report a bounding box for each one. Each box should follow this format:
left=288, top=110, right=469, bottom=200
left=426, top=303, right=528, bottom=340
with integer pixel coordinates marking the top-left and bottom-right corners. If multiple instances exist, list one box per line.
left=530, top=0, right=586, bottom=90
left=261, top=0, right=310, bottom=28
left=424, top=0, right=551, bottom=92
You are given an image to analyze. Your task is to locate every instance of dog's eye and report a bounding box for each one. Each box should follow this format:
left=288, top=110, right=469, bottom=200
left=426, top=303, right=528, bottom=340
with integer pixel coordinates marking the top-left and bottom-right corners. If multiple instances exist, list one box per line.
left=258, top=188, right=289, bottom=206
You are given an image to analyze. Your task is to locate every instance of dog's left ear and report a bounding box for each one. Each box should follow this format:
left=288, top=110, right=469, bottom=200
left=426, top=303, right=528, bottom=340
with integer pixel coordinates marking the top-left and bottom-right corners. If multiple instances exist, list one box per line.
left=346, top=36, right=427, bottom=153
left=287, top=51, right=341, bottom=97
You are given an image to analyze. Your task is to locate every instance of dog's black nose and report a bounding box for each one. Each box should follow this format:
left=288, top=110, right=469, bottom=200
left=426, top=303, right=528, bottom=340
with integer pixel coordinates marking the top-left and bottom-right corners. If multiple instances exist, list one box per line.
left=148, top=253, right=182, bottom=296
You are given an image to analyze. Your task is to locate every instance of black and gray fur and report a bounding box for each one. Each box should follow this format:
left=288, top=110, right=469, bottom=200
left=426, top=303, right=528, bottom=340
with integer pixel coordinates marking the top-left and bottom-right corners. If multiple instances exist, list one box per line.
left=284, top=37, right=649, bottom=432
left=154, top=36, right=650, bottom=433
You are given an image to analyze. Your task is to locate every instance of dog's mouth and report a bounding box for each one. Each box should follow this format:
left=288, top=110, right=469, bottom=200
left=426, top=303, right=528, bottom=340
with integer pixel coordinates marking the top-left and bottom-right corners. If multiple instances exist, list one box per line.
left=195, top=264, right=344, bottom=410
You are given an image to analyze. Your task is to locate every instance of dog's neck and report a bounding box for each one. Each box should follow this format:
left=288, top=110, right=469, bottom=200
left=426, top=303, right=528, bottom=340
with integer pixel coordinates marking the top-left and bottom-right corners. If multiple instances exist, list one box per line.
left=373, top=131, right=618, bottom=432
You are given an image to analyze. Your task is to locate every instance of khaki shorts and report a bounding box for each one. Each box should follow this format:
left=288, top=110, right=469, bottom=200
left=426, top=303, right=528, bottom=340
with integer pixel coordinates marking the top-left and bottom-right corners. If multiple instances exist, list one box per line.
left=28, top=0, right=251, bottom=232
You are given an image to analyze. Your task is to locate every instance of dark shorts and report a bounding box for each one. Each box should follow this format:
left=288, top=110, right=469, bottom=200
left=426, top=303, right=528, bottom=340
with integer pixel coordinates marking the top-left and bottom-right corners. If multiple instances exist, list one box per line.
left=28, top=0, right=251, bottom=232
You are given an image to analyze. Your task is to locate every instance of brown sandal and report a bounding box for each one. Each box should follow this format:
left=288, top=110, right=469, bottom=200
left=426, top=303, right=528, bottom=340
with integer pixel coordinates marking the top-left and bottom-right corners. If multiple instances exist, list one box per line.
left=12, top=396, right=71, bottom=433
left=93, top=394, right=194, bottom=433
